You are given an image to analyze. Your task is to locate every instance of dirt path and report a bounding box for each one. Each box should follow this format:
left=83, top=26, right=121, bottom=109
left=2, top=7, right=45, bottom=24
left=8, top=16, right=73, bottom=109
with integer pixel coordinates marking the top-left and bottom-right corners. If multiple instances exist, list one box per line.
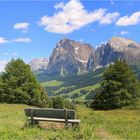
left=95, top=128, right=120, bottom=140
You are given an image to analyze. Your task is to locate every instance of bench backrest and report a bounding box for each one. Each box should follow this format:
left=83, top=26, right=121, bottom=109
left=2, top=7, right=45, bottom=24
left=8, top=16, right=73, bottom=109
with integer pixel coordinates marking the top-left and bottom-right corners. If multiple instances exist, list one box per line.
left=24, top=108, right=75, bottom=119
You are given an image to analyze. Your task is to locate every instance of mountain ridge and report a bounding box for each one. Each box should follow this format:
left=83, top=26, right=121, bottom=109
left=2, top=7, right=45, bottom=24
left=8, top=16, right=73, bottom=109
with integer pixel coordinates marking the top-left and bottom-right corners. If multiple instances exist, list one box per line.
left=29, top=36, right=140, bottom=76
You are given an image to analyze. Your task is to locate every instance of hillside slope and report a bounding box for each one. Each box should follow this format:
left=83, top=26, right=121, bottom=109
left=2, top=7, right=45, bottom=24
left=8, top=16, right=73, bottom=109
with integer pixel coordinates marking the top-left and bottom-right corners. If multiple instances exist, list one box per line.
left=40, top=64, right=140, bottom=101
left=40, top=67, right=105, bottom=102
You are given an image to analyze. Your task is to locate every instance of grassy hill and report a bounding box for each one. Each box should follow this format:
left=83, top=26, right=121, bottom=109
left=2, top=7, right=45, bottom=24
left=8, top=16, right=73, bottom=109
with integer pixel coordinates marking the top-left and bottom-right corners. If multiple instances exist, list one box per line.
left=38, top=64, right=140, bottom=102
left=40, top=68, right=105, bottom=102
left=0, top=104, right=140, bottom=139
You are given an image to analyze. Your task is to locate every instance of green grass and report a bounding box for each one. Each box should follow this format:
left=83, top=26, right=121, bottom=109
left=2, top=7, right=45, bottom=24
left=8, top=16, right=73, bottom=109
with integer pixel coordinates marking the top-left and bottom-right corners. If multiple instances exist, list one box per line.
left=62, top=84, right=100, bottom=102
left=69, top=84, right=100, bottom=94
left=41, top=80, right=63, bottom=87
left=41, top=68, right=105, bottom=100
left=0, top=104, right=140, bottom=139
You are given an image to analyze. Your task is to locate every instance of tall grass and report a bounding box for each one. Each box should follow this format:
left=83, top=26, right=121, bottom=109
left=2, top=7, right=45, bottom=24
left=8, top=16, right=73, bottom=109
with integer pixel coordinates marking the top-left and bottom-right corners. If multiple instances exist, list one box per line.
left=0, top=104, right=140, bottom=139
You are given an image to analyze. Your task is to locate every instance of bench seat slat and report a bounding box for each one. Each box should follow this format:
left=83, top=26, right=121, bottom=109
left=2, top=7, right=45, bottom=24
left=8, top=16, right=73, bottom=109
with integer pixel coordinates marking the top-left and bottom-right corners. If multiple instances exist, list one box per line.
left=33, top=117, right=65, bottom=122
left=68, top=119, right=81, bottom=123
left=28, top=117, right=80, bottom=123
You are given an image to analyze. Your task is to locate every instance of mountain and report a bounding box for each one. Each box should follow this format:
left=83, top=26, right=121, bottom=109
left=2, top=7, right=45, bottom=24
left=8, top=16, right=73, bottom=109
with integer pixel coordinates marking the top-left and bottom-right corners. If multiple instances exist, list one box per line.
left=33, top=36, right=140, bottom=76
left=87, top=51, right=99, bottom=71
left=87, top=36, right=140, bottom=70
left=47, top=38, right=94, bottom=75
left=29, top=58, right=48, bottom=72
left=36, top=37, right=140, bottom=101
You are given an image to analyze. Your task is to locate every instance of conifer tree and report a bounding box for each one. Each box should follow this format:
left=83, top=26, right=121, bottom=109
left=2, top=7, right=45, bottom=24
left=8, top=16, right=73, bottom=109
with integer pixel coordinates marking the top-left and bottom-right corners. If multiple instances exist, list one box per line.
left=91, top=60, right=140, bottom=110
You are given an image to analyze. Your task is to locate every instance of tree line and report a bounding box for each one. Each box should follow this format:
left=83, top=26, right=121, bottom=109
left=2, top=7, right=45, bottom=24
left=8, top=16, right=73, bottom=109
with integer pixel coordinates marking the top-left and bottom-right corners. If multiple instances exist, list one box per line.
left=0, top=59, right=75, bottom=109
left=1, top=58, right=139, bottom=110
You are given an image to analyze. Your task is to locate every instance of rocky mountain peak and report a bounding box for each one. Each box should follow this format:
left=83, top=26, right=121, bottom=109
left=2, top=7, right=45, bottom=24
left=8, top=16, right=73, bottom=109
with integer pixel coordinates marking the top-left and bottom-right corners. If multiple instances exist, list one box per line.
left=109, top=36, right=133, bottom=45
left=56, top=38, right=69, bottom=48
left=87, top=36, right=140, bottom=71
left=29, top=58, right=48, bottom=72
left=108, top=36, right=140, bottom=51
left=56, top=38, right=94, bottom=63
left=47, top=38, right=94, bottom=75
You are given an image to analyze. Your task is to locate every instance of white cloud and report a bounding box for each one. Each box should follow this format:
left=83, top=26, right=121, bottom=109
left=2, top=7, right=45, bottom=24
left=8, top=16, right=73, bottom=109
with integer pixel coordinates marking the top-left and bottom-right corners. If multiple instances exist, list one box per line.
left=0, top=37, right=31, bottom=44
left=14, top=22, right=29, bottom=32
left=0, top=60, right=8, bottom=72
left=54, top=2, right=65, bottom=9
left=116, top=11, right=140, bottom=26
left=0, top=37, right=8, bottom=44
left=120, top=31, right=129, bottom=35
left=39, top=0, right=119, bottom=34
left=99, top=12, right=120, bottom=24
left=12, top=37, right=31, bottom=43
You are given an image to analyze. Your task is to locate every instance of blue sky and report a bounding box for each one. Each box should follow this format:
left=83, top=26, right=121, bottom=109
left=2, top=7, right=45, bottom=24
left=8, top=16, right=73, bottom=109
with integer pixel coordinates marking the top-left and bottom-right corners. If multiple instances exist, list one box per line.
left=0, top=0, right=140, bottom=71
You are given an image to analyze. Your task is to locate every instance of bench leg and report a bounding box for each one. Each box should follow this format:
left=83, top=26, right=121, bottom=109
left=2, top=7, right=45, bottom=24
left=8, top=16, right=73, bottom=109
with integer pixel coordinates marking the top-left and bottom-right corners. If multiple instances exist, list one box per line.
left=22, top=119, right=38, bottom=128
left=31, top=120, right=39, bottom=126
left=34, top=120, right=39, bottom=126
left=72, top=122, right=79, bottom=130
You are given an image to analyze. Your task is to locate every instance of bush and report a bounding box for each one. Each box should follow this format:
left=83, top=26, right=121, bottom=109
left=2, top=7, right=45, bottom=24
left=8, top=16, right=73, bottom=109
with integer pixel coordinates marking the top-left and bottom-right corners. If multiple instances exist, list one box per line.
left=85, top=89, right=96, bottom=100
left=71, top=93, right=79, bottom=98
left=48, top=96, right=76, bottom=110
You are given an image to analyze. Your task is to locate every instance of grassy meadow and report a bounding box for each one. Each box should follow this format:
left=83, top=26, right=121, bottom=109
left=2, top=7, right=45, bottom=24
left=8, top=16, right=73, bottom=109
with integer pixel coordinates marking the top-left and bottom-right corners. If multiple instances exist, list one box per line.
left=41, top=68, right=104, bottom=101
left=0, top=104, right=140, bottom=139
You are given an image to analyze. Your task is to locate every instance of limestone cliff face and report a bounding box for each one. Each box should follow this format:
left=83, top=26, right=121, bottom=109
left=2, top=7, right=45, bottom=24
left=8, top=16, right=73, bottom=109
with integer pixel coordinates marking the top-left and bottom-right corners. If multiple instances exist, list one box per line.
left=47, top=38, right=94, bottom=75
left=87, top=37, right=140, bottom=70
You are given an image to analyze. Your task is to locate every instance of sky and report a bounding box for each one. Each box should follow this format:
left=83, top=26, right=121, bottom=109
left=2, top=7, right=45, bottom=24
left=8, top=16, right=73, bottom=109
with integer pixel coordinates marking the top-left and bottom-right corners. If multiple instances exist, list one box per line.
left=0, top=0, right=140, bottom=71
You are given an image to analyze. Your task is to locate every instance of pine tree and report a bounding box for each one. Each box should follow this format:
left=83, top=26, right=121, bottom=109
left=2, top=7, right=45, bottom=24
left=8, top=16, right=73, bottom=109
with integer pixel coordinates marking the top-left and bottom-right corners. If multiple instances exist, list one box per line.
left=0, top=59, right=47, bottom=106
left=91, top=60, right=140, bottom=110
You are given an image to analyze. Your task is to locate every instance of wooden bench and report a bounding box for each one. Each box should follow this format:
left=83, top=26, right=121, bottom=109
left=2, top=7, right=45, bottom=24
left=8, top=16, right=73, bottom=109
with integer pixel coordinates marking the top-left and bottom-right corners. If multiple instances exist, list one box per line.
left=24, top=108, right=80, bottom=127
